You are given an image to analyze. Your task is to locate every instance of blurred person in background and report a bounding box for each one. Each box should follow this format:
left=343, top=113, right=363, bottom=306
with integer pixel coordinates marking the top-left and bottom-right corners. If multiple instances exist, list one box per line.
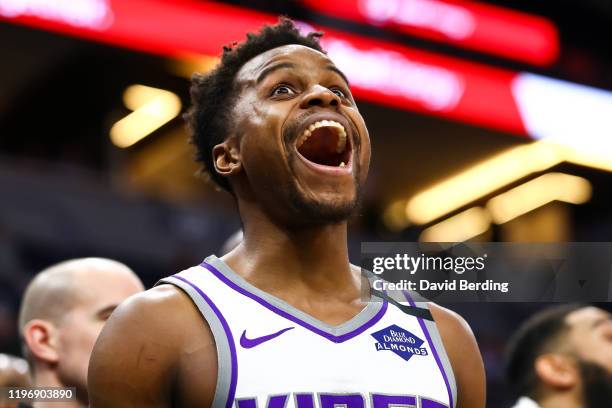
left=18, top=258, right=144, bottom=408
left=506, top=304, right=612, bottom=408
left=0, top=354, right=30, bottom=408
left=90, top=18, right=484, bottom=407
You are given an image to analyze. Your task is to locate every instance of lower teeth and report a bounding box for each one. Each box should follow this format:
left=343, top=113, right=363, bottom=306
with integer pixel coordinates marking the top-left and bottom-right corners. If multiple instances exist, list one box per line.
left=339, top=162, right=346, bottom=167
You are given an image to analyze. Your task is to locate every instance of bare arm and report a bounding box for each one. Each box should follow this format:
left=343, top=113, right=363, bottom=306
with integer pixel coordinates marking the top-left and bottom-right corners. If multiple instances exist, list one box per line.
left=430, top=304, right=486, bottom=408
left=88, top=285, right=217, bottom=407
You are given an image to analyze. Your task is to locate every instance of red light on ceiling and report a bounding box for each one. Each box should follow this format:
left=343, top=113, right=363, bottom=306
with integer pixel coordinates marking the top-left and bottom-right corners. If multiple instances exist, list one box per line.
left=0, top=0, right=535, bottom=136
left=299, top=0, right=559, bottom=66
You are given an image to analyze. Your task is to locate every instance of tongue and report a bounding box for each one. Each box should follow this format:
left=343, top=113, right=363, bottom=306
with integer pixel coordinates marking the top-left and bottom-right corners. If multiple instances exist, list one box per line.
left=297, top=127, right=340, bottom=166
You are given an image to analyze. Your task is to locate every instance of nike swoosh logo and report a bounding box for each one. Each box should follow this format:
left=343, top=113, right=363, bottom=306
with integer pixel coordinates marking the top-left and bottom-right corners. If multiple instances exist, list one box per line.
left=240, top=327, right=294, bottom=349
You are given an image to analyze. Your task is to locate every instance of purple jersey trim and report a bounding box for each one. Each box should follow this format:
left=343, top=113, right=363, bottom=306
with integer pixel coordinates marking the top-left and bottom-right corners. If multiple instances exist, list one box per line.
left=403, top=291, right=454, bottom=408
left=201, top=261, right=388, bottom=344
left=172, top=275, right=237, bottom=408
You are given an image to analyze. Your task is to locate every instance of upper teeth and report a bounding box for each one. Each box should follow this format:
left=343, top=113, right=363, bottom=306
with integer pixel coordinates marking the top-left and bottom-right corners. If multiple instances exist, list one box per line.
left=298, top=120, right=347, bottom=153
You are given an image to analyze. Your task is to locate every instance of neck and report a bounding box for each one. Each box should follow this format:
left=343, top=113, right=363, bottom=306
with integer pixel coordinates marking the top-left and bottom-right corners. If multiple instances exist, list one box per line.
left=538, top=389, right=584, bottom=408
left=32, top=369, right=86, bottom=408
left=224, top=205, right=358, bottom=299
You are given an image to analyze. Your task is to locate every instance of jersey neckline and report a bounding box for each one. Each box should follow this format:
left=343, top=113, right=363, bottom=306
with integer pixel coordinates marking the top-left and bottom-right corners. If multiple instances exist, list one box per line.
left=201, top=255, right=388, bottom=343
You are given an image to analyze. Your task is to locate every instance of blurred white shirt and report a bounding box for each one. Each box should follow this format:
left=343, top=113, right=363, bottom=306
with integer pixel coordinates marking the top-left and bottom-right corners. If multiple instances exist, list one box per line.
left=511, top=396, right=540, bottom=408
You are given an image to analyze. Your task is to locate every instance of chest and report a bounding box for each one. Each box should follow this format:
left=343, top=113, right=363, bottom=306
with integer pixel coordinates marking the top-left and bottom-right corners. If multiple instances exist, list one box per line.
left=230, top=311, right=449, bottom=408
left=161, top=262, right=455, bottom=408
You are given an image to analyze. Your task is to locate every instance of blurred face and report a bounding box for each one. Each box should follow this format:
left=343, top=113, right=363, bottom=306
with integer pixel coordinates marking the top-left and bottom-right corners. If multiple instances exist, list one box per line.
left=229, top=44, right=370, bottom=226
left=54, top=267, right=143, bottom=403
left=566, top=307, right=612, bottom=407
left=567, top=307, right=612, bottom=372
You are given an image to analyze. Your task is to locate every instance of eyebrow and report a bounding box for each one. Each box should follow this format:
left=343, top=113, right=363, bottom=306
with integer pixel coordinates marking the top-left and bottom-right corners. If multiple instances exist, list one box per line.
left=255, top=62, right=351, bottom=88
left=256, top=62, right=296, bottom=84
left=325, top=65, right=350, bottom=87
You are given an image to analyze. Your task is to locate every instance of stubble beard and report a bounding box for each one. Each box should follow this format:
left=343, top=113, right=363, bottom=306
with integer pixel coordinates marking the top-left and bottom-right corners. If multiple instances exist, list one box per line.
left=579, top=359, right=612, bottom=408
left=285, top=169, right=362, bottom=225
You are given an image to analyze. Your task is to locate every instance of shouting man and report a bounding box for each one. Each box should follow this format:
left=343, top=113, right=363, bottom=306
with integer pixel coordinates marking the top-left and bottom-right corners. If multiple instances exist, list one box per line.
left=89, top=18, right=485, bottom=408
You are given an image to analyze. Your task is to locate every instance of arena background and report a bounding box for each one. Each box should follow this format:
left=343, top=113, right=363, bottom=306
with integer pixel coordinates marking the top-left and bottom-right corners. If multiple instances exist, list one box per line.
left=1, top=1, right=611, bottom=406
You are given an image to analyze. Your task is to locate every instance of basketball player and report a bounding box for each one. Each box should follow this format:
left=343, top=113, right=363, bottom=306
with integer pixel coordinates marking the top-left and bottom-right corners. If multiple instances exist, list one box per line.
left=506, top=304, right=612, bottom=408
left=19, top=258, right=144, bottom=407
left=89, top=18, right=485, bottom=407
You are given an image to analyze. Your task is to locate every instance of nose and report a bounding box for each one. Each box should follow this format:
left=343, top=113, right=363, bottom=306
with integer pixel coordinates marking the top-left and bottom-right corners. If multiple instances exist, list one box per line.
left=299, top=85, right=341, bottom=109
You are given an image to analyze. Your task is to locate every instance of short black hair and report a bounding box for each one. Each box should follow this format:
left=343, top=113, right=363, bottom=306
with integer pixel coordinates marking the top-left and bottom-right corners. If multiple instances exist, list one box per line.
left=184, top=17, right=324, bottom=192
left=505, top=304, right=585, bottom=400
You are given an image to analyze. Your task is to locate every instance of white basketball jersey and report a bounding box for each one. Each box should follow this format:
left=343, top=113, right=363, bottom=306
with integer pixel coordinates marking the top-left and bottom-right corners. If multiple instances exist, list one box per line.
left=157, top=255, right=457, bottom=408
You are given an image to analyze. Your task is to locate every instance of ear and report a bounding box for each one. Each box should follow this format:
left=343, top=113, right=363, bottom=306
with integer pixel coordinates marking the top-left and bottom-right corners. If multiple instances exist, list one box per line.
left=535, top=353, right=579, bottom=390
left=23, top=319, right=60, bottom=365
left=212, top=138, right=242, bottom=178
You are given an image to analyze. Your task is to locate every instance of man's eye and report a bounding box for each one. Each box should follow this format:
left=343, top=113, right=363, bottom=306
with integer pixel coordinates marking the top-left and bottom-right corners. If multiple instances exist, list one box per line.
left=331, top=88, right=346, bottom=98
left=272, top=85, right=295, bottom=96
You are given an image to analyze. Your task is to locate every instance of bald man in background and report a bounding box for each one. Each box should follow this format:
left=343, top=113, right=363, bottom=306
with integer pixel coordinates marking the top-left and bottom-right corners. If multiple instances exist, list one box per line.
left=18, top=258, right=143, bottom=408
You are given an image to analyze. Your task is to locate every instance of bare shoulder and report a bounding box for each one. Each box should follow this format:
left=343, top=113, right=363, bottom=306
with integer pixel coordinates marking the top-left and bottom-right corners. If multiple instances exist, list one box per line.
left=89, top=285, right=215, bottom=407
left=429, top=303, right=486, bottom=408
left=428, top=303, right=475, bottom=342
left=94, top=284, right=203, bottom=355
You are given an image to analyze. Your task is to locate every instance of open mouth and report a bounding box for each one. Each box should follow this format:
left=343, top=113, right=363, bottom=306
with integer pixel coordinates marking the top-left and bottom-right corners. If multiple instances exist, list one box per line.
left=295, top=120, right=351, bottom=168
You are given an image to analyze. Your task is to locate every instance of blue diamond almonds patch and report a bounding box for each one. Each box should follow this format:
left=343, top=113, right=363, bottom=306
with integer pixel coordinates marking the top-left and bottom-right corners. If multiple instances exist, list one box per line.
left=371, top=324, right=429, bottom=361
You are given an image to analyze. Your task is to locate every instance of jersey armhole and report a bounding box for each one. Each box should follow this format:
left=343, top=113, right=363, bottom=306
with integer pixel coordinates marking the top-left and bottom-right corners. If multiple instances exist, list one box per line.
left=157, top=276, right=237, bottom=408
left=405, top=294, right=458, bottom=408
left=363, top=269, right=458, bottom=408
